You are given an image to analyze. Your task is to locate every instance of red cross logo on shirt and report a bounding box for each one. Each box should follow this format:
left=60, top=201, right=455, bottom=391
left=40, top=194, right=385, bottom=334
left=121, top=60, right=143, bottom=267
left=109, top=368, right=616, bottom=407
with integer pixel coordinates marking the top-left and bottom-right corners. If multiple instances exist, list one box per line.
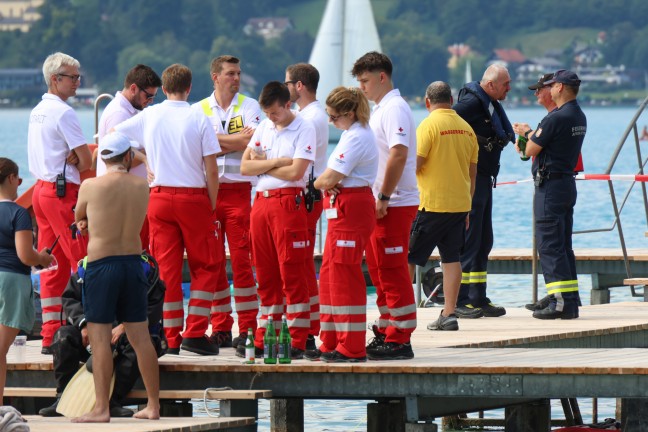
left=339, top=153, right=344, bottom=159
left=398, top=127, right=403, bottom=132
left=307, top=146, right=311, bottom=151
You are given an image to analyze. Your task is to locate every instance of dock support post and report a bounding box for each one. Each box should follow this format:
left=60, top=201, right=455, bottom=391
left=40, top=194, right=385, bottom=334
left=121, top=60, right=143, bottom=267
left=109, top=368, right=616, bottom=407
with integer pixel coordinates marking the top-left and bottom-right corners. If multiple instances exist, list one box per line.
left=270, top=398, right=303, bottom=432
left=620, top=398, right=648, bottom=431
left=221, top=399, right=259, bottom=432
left=368, top=399, right=406, bottom=432
left=504, top=399, right=550, bottom=432
left=590, top=274, right=611, bottom=305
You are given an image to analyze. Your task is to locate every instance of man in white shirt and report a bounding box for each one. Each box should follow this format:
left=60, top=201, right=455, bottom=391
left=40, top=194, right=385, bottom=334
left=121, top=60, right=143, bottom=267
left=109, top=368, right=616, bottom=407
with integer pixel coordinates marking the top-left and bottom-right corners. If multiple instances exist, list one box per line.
left=352, top=51, right=418, bottom=360
left=284, top=63, right=329, bottom=350
left=193, top=55, right=261, bottom=350
left=28, top=52, right=92, bottom=354
left=96, top=64, right=161, bottom=251
left=116, top=64, right=222, bottom=356
left=239, top=81, right=315, bottom=359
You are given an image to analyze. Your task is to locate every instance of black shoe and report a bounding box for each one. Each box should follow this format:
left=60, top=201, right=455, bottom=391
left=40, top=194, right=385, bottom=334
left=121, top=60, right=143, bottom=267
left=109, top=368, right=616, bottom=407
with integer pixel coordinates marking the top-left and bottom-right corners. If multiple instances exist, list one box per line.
left=367, top=342, right=414, bottom=360
left=321, top=350, right=366, bottom=363
left=481, top=302, right=506, bottom=317
left=166, top=347, right=180, bottom=355
left=109, top=402, right=134, bottom=418
left=181, top=336, right=219, bottom=355
left=454, top=304, right=484, bottom=319
left=231, top=333, right=248, bottom=348
left=291, top=347, right=304, bottom=360
left=306, top=334, right=317, bottom=351
left=532, top=304, right=579, bottom=320
left=525, top=295, right=553, bottom=311
left=209, top=331, right=233, bottom=348
left=427, top=310, right=459, bottom=331
left=304, top=348, right=322, bottom=361
left=365, top=324, right=385, bottom=350
left=41, top=346, right=53, bottom=355
left=235, top=344, right=264, bottom=359
left=38, top=395, right=62, bottom=417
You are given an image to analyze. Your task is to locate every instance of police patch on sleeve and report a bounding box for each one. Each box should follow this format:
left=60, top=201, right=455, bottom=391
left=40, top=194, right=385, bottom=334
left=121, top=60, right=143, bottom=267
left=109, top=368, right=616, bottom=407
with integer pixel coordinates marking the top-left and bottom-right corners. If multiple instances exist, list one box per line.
left=535, top=128, right=542, bottom=137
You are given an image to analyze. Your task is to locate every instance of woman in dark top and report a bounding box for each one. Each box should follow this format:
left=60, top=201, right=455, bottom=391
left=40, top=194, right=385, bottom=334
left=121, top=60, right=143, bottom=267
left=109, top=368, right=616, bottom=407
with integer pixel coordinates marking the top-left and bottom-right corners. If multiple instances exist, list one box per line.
left=0, top=157, right=52, bottom=400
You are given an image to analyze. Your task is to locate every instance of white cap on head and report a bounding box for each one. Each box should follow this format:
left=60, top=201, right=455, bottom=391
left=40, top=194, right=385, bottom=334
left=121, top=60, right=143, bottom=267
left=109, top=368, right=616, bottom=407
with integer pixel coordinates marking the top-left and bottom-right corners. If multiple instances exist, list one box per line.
left=99, top=132, right=133, bottom=160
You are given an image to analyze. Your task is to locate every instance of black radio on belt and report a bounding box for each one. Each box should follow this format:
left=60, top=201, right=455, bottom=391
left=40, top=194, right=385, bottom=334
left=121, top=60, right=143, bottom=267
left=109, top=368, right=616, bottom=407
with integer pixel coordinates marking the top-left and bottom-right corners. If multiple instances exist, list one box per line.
left=534, top=171, right=546, bottom=187
left=304, top=167, right=322, bottom=213
left=56, top=173, right=66, bottom=197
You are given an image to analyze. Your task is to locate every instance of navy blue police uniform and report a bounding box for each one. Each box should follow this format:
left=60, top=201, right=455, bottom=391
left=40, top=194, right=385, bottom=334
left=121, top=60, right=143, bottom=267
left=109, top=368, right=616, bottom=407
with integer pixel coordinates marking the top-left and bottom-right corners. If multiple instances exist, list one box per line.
left=530, top=99, right=586, bottom=319
left=453, top=81, right=514, bottom=317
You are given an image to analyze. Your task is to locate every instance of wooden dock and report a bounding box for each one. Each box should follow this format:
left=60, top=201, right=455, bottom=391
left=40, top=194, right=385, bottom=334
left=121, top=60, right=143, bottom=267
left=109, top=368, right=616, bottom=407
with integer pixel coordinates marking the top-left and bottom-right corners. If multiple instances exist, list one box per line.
left=7, top=302, right=648, bottom=431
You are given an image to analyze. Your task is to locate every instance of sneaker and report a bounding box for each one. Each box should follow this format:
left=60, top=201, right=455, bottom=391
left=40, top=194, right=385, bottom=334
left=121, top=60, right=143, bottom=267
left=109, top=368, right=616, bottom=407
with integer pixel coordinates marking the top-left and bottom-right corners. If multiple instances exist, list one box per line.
left=454, top=305, right=484, bottom=319
left=306, top=334, right=317, bottom=351
left=321, top=350, right=366, bottom=363
left=304, top=348, right=322, bottom=361
left=365, top=324, right=385, bottom=350
left=291, top=347, right=304, bottom=360
left=38, top=395, right=62, bottom=417
left=367, top=342, right=414, bottom=360
left=166, top=347, right=180, bottom=355
left=427, top=310, right=459, bottom=331
left=181, top=336, right=219, bottom=355
left=533, top=304, right=579, bottom=320
left=209, top=331, right=233, bottom=348
left=41, top=346, right=53, bottom=355
left=235, top=344, right=263, bottom=359
left=481, top=302, right=506, bottom=317
left=525, top=295, right=552, bottom=311
left=231, top=333, right=248, bottom=348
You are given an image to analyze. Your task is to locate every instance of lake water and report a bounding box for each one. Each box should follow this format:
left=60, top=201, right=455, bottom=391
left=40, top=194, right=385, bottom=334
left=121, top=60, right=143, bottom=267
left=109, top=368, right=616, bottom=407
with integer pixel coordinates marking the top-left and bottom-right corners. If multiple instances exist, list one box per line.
left=4, top=103, right=648, bottom=430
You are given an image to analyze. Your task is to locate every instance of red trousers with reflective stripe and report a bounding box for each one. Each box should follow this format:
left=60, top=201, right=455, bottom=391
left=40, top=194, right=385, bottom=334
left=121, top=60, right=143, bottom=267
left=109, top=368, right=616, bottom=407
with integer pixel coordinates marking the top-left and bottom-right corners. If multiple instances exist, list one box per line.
left=365, top=205, right=418, bottom=344
left=305, top=200, right=323, bottom=336
left=148, top=189, right=221, bottom=349
left=33, top=180, right=87, bottom=347
left=319, top=189, right=375, bottom=358
left=250, top=190, right=310, bottom=350
left=210, top=183, right=258, bottom=335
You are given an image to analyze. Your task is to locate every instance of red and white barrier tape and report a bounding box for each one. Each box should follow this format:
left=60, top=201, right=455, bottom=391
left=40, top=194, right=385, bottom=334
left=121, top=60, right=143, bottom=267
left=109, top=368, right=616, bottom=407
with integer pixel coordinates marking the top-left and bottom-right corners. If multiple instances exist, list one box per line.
left=496, top=174, right=648, bottom=187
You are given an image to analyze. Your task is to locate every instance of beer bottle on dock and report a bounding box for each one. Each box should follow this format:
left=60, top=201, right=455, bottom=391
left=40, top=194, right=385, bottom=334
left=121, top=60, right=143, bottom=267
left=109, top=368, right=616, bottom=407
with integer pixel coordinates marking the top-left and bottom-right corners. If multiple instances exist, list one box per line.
left=264, top=316, right=277, bottom=364
left=244, top=328, right=255, bottom=364
left=518, top=135, right=531, bottom=161
left=278, top=315, right=292, bottom=364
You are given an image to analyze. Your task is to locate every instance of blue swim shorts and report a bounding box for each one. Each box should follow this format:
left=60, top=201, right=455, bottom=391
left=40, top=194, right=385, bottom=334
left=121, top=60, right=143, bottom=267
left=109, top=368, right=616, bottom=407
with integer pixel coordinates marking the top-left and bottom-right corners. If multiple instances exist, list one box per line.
left=82, top=255, right=148, bottom=324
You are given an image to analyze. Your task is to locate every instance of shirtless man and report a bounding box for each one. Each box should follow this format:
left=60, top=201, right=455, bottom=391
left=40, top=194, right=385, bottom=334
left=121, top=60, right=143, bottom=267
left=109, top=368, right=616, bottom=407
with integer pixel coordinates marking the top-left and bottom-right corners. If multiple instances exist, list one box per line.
left=72, top=132, right=159, bottom=422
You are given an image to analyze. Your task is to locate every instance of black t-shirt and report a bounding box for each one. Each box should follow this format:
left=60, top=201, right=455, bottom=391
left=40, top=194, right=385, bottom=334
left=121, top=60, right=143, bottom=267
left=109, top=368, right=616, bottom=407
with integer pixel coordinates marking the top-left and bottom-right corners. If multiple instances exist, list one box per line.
left=0, top=201, right=33, bottom=275
left=531, top=99, right=587, bottom=176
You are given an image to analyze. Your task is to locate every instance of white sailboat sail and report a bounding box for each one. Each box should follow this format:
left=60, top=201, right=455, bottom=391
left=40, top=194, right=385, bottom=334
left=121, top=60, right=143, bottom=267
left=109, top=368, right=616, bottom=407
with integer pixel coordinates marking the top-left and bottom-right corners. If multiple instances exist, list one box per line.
left=309, top=0, right=382, bottom=101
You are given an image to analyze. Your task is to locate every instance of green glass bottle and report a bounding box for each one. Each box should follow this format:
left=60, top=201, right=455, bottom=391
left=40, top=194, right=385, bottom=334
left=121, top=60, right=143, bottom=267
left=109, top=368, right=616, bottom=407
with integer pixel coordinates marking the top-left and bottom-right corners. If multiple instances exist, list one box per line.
left=244, top=327, right=255, bottom=364
left=278, top=315, right=292, bottom=364
left=263, top=316, right=277, bottom=364
left=518, top=135, right=531, bottom=161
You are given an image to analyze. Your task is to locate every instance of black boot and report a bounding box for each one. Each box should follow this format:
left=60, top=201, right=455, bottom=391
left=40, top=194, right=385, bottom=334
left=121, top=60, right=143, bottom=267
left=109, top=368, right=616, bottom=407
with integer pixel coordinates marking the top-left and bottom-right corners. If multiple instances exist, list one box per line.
left=38, top=394, right=62, bottom=417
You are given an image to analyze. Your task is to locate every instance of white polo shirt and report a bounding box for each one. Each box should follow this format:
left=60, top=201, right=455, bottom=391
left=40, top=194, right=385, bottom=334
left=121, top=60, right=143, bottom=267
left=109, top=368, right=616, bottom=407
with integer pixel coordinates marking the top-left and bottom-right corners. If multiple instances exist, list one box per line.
left=96, top=91, right=146, bottom=178
left=27, top=94, right=87, bottom=184
left=192, top=92, right=261, bottom=184
left=328, top=122, right=378, bottom=188
left=369, top=89, right=419, bottom=207
left=116, top=100, right=221, bottom=188
left=248, top=115, right=315, bottom=192
left=299, top=101, right=329, bottom=178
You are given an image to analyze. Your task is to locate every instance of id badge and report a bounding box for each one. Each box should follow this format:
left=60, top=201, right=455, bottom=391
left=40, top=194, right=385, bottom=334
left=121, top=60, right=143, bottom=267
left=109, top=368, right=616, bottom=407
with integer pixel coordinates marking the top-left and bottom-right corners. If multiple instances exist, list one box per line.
left=325, top=208, right=338, bottom=219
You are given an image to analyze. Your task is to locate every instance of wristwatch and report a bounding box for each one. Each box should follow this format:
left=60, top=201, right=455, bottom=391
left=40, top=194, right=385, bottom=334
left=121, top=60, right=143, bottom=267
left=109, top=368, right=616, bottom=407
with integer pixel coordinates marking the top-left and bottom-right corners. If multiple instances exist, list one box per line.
left=378, top=192, right=391, bottom=201
left=524, top=129, right=533, bottom=139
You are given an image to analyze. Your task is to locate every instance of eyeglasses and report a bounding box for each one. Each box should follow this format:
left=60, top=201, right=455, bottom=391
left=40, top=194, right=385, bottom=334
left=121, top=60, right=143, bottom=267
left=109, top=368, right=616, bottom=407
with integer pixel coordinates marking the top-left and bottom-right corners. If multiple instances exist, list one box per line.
left=284, top=80, right=297, bottom=86
left=58, top=73, right=81, bottom=81
left=327, top=112, right=347, bottom=122
left=138, top=86, right=155, bottom=100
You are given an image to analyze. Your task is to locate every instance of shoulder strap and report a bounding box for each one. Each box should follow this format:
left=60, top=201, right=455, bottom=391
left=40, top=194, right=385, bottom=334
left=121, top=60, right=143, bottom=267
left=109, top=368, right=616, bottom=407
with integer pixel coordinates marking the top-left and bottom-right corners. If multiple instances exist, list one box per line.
left=233, top=93, right=246, bottom=115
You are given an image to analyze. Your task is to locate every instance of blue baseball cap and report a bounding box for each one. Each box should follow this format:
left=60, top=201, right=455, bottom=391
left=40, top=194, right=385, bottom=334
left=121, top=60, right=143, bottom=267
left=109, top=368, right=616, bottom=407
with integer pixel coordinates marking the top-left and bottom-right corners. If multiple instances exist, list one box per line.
left=544, top=69, right=581, bottom=87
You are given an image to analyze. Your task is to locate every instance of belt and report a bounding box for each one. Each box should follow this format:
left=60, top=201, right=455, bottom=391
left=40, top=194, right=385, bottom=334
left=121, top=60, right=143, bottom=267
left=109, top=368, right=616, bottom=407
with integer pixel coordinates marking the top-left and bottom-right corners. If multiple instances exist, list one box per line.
left=255, top=187, right=303, bottom=199
left=151, top=186, right=208, bottom=195
left=36, top=179, right=79, bottom=187
left=546, top=173, right=575, bottom=180
left=325, top=186, right=372, bottom=196
left=219, top=182, right=252, bottom=190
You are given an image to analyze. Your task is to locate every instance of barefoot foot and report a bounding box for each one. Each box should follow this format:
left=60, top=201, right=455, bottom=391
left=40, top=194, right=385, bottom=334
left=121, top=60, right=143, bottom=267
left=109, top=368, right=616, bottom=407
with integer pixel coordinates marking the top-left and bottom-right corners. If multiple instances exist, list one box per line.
left=134, top=406, right=160, bottom=420
left=71, top=408, right=110, bottom=423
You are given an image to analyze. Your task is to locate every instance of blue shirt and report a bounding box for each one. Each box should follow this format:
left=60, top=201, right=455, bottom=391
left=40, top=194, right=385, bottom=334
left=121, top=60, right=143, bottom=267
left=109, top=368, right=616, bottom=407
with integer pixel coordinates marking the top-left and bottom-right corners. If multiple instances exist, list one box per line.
left=0, top=202, right=33, bottom=275
left=531, top=99, right=587, bottom=176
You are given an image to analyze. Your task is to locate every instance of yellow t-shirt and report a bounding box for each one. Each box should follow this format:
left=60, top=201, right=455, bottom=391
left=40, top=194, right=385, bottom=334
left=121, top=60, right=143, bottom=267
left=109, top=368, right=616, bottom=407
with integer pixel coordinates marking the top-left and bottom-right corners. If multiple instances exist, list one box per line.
left=416, top=108, right=478, bottom=212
